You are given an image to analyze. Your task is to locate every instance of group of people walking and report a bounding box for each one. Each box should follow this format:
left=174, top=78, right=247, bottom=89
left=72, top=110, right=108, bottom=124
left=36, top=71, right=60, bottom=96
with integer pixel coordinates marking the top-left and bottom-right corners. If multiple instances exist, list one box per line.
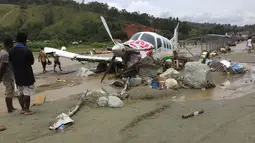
left=38, top=47, right=62, bottom=73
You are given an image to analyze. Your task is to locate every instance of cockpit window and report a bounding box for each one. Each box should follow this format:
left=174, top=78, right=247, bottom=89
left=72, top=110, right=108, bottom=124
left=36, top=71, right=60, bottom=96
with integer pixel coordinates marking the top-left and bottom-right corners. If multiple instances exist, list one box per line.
left=157, top=38, right=162, bottom=49
left=130, top=33, right=141, bottom=40
left=140, top=33, right=156, bottom=48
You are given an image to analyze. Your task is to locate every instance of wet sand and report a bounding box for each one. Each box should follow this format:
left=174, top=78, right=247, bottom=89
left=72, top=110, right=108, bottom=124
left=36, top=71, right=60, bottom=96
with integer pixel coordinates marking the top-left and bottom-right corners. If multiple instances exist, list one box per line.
left=1, top=42, right=255, bottom=143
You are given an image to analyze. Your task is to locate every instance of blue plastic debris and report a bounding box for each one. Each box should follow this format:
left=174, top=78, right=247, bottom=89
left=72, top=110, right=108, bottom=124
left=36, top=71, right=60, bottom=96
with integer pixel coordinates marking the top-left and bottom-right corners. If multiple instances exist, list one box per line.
left=231, top=63, right=244, bottom=73
left=151, top=81, right=160, bottom=89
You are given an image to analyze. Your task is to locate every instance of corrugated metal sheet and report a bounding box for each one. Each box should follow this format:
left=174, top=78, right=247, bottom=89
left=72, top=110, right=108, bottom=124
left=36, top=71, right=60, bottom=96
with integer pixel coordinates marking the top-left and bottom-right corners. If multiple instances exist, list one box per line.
left=209, top=61, right=226, bottom=72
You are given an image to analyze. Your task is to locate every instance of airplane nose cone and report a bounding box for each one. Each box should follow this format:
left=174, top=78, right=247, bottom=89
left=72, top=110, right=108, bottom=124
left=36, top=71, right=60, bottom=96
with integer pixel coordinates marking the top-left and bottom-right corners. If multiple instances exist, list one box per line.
left=112, top=44, right=125, bottom=57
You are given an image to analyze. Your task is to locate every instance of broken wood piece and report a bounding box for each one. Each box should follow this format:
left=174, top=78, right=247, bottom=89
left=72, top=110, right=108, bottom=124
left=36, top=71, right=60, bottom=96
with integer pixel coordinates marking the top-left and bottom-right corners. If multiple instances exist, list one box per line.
left=68, top=90, right=88, bottom=117
left=31, top=95, right=46, bottom=107
left=0, top=125, right=6, bottom=132
left=181, top=110, right=204, bottom=119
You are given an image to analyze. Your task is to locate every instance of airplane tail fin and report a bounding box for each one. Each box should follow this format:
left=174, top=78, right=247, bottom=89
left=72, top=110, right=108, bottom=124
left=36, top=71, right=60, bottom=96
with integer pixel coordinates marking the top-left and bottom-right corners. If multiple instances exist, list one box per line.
left=170, top=23, right=179, bottom=51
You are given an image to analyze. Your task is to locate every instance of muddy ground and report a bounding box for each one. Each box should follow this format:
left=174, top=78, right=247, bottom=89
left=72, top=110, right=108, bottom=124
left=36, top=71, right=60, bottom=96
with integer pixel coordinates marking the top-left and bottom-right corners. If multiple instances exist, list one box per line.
left=1, top=42, right=255, bottom=143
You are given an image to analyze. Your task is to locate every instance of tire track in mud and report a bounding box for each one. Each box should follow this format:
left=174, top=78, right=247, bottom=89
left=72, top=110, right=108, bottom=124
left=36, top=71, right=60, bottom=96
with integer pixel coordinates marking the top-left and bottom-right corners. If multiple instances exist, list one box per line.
left=120, top=103, right=171, bottom=133
left=195, top=109, right=255, bottom=143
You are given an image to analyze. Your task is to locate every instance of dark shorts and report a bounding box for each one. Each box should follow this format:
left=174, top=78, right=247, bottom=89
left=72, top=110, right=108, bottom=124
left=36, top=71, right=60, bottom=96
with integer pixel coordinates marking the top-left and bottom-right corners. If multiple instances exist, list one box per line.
left=41, top=61, right=47, bottom=68
left=54, top=61, right=61, bottom=66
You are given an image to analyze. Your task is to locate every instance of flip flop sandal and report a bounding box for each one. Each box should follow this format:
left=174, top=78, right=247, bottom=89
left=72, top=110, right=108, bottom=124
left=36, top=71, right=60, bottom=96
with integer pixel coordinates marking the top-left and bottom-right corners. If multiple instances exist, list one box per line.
left=24, top=111, right=35, bottom=115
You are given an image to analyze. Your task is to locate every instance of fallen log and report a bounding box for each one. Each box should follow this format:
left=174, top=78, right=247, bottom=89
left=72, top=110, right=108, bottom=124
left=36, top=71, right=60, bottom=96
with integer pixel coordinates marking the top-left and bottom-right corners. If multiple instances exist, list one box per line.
left=68, top=89, right=89, bottom=117
left=181, top=110, right=204, bottom=119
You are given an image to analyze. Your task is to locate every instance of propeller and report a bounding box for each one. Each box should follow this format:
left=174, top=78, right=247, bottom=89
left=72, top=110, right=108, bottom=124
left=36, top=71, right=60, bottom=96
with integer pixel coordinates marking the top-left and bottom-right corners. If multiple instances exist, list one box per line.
left=100, top=16, right=120, bottom=82
left=99, top=16, right=155, bottom=82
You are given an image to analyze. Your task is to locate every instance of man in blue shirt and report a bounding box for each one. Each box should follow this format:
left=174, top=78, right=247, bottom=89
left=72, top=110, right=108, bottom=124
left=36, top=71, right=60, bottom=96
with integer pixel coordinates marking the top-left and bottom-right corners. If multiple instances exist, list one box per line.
left=9, top=33, right=35, bottom=115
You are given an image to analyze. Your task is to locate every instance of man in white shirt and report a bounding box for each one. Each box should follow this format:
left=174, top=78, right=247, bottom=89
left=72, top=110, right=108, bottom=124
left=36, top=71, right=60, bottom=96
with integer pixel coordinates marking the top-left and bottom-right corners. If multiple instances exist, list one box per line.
left=247, top=38, right=253, bottom=53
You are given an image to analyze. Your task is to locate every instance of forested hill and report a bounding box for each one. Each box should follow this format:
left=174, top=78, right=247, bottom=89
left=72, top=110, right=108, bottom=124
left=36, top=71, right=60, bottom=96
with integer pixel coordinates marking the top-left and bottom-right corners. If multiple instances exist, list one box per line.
left=0, top=0, right=253, bottom=42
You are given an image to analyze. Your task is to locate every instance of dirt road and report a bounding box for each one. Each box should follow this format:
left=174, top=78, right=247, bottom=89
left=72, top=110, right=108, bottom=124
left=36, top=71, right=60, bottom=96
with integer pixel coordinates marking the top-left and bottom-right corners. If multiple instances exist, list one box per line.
left=1, top=42, right=255, bottom=143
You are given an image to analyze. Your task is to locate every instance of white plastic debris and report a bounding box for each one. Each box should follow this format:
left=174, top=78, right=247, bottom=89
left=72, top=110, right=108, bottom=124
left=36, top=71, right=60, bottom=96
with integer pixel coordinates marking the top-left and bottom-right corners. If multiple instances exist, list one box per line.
left=220, top=60, right=231, bottom=68
left=49, top=113, right=74, bottom=130
left=107, top=96, right=124, bottom=108
left=165, top=78, right=178, bottom=89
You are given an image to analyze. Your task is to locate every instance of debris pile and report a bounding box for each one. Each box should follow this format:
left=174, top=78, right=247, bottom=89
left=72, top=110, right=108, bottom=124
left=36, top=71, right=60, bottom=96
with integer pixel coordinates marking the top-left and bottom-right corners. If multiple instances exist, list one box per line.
left=86, top=89, right=125, bottom=108
left=77, top=67, right=95, bottom=77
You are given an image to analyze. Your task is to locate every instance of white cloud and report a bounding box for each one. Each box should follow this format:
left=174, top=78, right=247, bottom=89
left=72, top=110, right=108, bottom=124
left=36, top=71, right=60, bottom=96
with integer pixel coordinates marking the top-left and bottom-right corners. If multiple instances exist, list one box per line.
left=74, top=0, right=255, bottom=26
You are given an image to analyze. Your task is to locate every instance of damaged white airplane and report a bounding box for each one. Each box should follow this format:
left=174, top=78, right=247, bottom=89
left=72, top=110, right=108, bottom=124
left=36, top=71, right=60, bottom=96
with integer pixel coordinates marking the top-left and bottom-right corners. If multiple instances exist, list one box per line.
left=44, top=16, right=180, bottom=82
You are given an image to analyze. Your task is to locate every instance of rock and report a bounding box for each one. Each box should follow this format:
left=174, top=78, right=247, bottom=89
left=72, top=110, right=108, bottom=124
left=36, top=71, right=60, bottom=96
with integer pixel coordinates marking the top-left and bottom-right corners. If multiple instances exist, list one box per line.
left=97, top=96, right=108, bottom=107
left=76, top=67, right=95, bottom=77
left=165, top=78, right=178, bottom=89
left=108, top=96, right=124, bottom=108
left=160, top=68, right=181, bottom=80
left=183, top=62, right=214, bottom=89
left=220, top=48, right=227, bottom=53
left=87, top=89, right=109, bottom=103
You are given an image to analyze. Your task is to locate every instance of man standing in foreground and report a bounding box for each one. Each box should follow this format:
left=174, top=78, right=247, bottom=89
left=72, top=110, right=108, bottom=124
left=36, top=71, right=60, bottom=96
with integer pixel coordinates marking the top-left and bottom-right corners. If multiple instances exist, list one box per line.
left=9, top=33, right=35, bottom=115
left=0, top=38, right=16, bottom=113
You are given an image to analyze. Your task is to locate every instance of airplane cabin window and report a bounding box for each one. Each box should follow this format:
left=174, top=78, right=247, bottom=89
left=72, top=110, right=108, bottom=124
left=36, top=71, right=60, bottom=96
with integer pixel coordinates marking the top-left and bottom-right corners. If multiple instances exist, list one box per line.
left=166, top=41, right=169, bottom=49
left=156, top=38, right=162, bottom=49
left=140, top=33, right=156, bottom=48
left=163, top=40, right=167, bottom=48
left=130, top=33, right=141, bottom=40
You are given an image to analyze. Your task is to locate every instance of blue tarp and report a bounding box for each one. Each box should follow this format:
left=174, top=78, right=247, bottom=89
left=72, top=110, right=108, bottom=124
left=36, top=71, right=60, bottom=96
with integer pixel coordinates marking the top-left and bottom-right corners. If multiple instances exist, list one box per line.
left=231, top=63, right=244, bottom=73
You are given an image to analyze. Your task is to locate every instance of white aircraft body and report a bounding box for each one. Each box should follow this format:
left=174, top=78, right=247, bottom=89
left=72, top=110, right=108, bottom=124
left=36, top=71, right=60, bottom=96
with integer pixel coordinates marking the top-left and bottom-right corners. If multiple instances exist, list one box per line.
left=44, top=16, right=180, bottom=82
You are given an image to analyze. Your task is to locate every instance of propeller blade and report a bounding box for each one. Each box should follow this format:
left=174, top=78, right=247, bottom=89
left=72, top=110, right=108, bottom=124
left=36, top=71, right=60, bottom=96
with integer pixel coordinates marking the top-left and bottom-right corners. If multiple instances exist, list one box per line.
left=101, top=56, right=116, bottom=83
left=100, top=16, right=115, bottom=44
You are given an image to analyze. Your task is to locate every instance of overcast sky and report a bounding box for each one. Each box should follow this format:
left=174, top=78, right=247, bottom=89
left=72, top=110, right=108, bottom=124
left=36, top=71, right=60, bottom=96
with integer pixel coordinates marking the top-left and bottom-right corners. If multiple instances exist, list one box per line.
left=74, top=0, right=255, bottom=26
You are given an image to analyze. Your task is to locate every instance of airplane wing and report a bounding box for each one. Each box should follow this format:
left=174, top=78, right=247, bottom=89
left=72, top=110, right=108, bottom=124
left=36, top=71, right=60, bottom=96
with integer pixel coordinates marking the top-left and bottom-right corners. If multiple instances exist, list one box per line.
left=44, top=47, right=122, bottom=63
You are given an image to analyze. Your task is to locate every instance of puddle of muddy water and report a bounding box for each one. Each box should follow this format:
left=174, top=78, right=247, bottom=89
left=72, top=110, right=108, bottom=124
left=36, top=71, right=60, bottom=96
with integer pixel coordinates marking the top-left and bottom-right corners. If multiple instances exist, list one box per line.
left=172, top=63, right=255, bottom=101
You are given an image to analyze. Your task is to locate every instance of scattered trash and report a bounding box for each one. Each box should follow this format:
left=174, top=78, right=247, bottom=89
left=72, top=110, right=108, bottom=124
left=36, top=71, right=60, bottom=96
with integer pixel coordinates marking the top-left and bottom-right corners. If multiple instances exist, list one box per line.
left=182, top=110, right=204, bottom=119
left=220, top=80, right=231, bottom=87
left=231, top=63, right=244, bottom=73
left=129, top=76, right=142, bottom=87
left=165, top=78, right=178, bottom=89
left=58, top=124, right=65, bottom=131
left=150, top=81, right=160, bottom=89
left=108, top=96, right=124, bottom=108
left=49, top=113, right=74, bottom=130
left=172, top=96, right=176, bottom=99
left=110, top=80, right=125, bottom=88
left=31, top=95, right=46, bottom=107
left=160, top=68, right=181, bottom=80
left=49, top=90, right=88, bottom=130
left=56, top=78, right=66, bottom=82
left=86, top=89, right=109, bottom=103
